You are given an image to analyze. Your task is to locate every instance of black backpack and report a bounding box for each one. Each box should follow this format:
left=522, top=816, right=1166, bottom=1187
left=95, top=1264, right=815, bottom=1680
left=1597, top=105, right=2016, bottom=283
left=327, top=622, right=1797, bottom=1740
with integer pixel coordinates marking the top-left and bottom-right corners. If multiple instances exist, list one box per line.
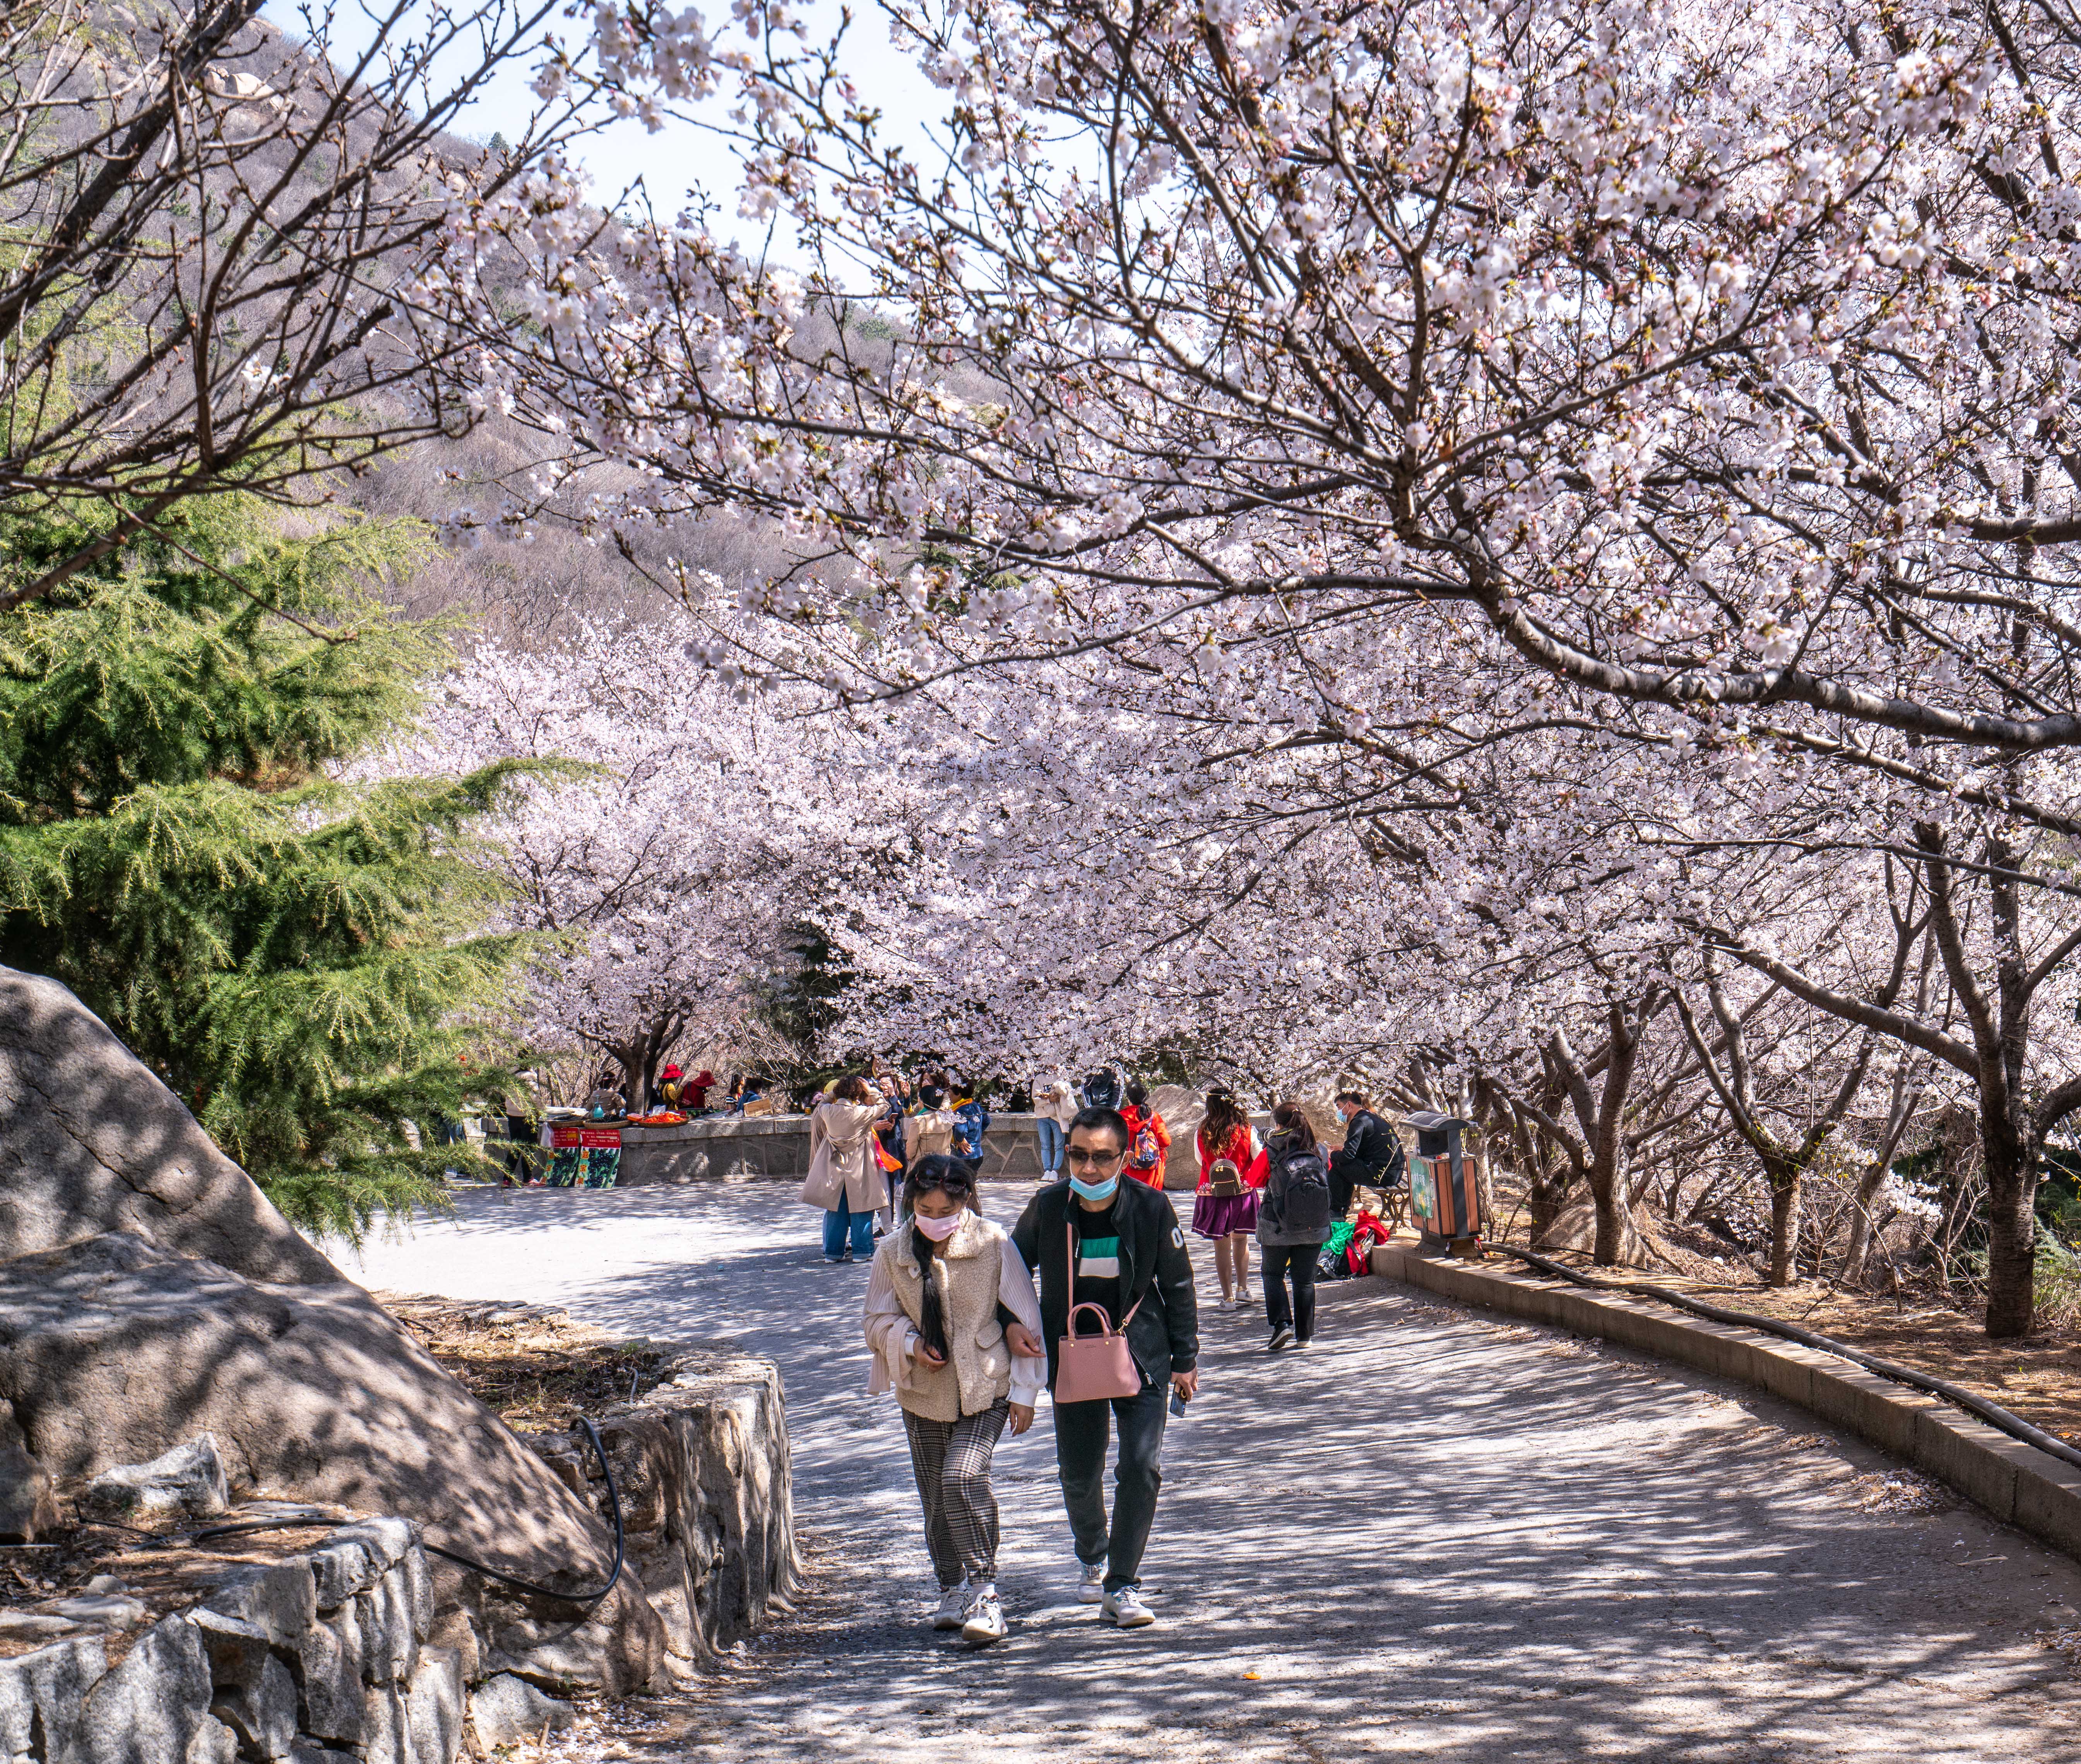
left=1270, top=1144, right=1332, bottom=1233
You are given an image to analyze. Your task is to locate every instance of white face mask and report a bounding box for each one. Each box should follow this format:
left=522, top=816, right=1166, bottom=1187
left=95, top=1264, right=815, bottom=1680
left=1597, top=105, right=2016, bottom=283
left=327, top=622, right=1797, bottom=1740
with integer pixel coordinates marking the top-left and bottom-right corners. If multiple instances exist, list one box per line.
left=913, top=1211, right=962, bottom=1242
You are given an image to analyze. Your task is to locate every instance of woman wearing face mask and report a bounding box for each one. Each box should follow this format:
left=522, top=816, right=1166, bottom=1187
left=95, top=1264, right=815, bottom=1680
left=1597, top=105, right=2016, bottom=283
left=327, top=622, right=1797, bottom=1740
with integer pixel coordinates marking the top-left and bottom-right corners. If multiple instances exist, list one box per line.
left=863, top=1157, right=1047, bottom=1643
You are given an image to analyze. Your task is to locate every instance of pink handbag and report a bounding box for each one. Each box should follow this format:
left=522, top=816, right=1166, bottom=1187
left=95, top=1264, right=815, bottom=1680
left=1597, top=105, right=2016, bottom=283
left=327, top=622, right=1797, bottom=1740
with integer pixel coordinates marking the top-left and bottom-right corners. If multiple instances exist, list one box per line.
left=1053, top=1222, right=1143, bottom=1403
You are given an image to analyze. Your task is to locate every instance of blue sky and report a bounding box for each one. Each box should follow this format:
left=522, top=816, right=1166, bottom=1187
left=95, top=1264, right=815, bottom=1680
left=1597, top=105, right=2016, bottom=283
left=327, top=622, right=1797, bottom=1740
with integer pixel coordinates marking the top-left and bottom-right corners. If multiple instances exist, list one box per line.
left=266, top=0, right=946, bottom=266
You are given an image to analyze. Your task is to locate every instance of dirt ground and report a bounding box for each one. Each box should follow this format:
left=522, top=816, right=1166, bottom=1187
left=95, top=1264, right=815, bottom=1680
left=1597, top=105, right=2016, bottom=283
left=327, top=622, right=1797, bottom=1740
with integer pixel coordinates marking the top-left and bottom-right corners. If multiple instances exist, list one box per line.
left=376, top=1292, right=676, bottom=1430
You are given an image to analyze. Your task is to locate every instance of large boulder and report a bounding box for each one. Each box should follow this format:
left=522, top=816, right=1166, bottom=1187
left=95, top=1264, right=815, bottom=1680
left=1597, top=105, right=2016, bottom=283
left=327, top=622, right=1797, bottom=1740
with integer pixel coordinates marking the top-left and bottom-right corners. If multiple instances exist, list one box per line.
left=0, top=1233, right=663, bottom=1694
left=0, top=967, right=334, bottom=1284
left=1535, top=1197, right=1658, bottom=1268
left=0, top=968, right=664, bottom=1694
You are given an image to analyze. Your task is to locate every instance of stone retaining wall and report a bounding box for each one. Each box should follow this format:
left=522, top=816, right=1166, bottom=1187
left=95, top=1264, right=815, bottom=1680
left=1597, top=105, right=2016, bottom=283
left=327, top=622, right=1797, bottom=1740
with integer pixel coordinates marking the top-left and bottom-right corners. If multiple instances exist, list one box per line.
left=1, top=1517, right=470, bottom=1764
left=520, top=1348, right=798, bottom=1675
left=2, top=1350, right=799, bottom=1759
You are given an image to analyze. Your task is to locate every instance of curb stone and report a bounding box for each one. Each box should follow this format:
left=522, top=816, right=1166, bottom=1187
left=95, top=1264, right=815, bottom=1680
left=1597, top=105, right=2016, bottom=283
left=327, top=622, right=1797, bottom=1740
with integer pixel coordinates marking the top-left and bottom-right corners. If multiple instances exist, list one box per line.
left=1368, top=1242, right=2081, bottom=1561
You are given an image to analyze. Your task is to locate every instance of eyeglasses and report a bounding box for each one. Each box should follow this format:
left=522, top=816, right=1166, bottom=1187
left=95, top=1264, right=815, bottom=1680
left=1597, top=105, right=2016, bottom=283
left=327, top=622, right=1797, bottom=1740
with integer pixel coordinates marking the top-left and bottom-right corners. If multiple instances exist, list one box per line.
left=1066, top=1146, right=1124, bottom=1167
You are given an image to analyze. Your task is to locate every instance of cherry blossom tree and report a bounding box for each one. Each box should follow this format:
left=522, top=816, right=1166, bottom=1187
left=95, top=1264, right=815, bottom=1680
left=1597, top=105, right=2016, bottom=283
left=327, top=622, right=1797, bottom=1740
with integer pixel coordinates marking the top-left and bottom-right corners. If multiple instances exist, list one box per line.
left=402, top=615, right=905, bottom=1101
left=426, top=0, right=2081, bottom=1333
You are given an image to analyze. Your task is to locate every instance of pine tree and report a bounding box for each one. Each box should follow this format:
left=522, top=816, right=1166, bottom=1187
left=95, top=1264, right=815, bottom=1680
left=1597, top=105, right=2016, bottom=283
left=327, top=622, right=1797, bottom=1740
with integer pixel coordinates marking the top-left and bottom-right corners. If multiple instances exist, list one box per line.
left=0, top=497, right=541, bottom=1241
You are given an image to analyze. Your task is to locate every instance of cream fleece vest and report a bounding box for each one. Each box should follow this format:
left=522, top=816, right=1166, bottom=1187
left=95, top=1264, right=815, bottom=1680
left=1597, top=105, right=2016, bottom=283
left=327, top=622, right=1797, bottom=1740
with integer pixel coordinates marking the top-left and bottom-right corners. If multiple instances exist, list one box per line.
left=888, top=1211, right=1012, bottom=1421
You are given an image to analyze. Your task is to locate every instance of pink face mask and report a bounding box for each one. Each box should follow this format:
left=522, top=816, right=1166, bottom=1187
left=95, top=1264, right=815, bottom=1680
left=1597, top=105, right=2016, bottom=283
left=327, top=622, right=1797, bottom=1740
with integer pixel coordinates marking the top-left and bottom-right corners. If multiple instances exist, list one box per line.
left=912, top=1211, right=962, bottom=1242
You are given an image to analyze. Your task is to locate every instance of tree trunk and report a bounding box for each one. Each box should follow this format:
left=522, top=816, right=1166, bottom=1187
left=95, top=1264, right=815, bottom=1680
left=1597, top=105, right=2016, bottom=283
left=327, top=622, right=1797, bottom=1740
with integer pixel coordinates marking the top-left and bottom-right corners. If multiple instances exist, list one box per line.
left=1527, top=1174, right=1571, bottom=1243
left=1766, top=1163, right=1801, bottom=1287
left=1590, top=1183, right=1626, bottom=1266
left=1842, top=1158, right=1889, bottom=1283
left=1983, top=1128, right=2039, bottom=1338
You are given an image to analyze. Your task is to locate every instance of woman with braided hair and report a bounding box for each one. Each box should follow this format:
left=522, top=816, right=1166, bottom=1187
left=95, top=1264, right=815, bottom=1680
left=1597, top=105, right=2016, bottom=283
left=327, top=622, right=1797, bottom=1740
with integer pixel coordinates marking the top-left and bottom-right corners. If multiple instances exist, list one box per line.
left=862, top=1157, right=1046, bottom=1643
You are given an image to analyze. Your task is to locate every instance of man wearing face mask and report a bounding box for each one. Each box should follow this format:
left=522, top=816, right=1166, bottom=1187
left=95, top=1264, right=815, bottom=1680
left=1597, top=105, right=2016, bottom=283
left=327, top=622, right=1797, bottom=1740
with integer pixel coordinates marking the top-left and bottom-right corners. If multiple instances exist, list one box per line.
left=1010, top=1108, right=1199, bottom=1629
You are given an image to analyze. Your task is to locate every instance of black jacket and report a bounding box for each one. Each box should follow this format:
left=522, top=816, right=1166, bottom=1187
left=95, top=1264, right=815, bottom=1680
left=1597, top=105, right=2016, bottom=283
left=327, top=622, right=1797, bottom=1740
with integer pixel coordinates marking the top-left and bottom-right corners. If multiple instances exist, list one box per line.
left=1011, top=1178, right=1198, bottom=1392
left=1337, top=1109, right=1405, bottom=1183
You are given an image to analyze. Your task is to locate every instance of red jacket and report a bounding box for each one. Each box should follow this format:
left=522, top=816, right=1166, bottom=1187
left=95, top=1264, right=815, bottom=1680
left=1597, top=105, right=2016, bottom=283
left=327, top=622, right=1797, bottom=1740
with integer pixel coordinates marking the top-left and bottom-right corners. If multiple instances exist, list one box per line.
left=1195, top=1122, right=1268, bottom=1192
left=1121, top=1105, right=1172, bottom=1188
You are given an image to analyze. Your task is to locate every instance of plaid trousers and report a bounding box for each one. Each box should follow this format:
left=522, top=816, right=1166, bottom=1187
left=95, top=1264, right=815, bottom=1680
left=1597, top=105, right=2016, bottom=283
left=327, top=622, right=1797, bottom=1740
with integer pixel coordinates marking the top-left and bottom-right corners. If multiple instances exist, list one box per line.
left=902, top=1398, right=1011, bottom=1589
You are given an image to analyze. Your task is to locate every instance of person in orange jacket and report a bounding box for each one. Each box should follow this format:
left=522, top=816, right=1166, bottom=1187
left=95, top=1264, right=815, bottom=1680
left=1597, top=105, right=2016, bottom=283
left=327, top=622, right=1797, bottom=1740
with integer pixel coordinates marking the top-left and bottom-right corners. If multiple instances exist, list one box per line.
left=1119, top=1082, right=1172, bottom=1190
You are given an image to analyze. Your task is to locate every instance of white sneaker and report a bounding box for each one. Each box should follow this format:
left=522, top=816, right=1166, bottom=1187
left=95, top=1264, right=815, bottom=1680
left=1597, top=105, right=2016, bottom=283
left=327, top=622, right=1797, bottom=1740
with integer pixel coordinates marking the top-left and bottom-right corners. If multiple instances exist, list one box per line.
left=1102, top=1586, right=1155, bottom=1628
left=933, top=1582, right=969, bottom=1631
left=1236, top=1284, right=1256, bottom=1304
left=960, top=1583, right=1006, bottom=1643
left=1076, top=1558, right=1106, bottom=1604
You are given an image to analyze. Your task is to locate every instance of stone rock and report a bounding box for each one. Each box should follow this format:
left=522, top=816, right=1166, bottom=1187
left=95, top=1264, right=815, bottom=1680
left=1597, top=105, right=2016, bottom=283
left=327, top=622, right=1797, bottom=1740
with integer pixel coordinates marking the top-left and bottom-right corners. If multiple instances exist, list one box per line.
left=398, top=1544, right=434, bottom=1646
left=288, top=1747, right=358, bottom=1764
left=199, top=1561, right=318, bottom=1651
left=191, top=1610, right=299, bottom=1762
left=305, top=1539, right=373, bottom=1614
left=82, top=1434, right=231, bottom=1520
left=0, top=1636, right=106, bottom=1763
left=50, top=1593, right=147, bottom=1629
left=467, top=1673, right=575, bottom=1750
left=75, top=1614, right=214, bottom=1764
left=187, top=1608, right=271, bottom=1689
left=186, top=1714, right=239, bottom=1764
left=290, top=1610, right=365, bottom=1745
left=403, top=1648, right=464, bottom=1764
left=0, top=967, right=335, bottom=1285
left=356, top=1683, right=408, bottom=1764
left=211, top=1651, right=297, bottom=1761
left=0, top=1232, right=664, bottom=1694
left=354, top=1572, right=419, bottom=1685
left=0, top=1438, right=57, bottom=1543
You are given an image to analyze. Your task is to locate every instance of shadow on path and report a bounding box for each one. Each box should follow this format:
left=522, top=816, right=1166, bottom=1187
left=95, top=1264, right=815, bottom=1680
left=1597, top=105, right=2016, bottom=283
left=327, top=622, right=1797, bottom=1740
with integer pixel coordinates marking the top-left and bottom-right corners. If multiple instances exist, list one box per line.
left=346, top=1185, right=2081, bottom=1761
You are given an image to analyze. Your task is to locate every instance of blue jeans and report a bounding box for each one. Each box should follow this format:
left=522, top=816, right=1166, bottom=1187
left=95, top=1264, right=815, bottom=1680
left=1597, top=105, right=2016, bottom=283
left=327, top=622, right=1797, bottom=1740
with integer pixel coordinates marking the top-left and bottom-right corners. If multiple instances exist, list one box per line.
left=823, top=1196, right=874, bottom=1260
left=1035, top=1117, right=1065, bottom=1174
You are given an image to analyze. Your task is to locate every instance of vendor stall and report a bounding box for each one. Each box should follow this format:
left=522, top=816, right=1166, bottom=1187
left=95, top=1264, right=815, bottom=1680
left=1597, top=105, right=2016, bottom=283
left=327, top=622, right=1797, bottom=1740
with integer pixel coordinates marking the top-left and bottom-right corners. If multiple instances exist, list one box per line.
left=548, top=1119, right=622, bottom=1188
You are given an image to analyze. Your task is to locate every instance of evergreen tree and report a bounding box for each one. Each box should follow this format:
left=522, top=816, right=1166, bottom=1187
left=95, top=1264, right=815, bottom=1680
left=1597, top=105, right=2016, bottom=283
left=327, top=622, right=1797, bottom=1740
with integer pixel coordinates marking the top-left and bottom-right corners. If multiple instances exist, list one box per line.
left=0, top=497, right=541, bottom=1241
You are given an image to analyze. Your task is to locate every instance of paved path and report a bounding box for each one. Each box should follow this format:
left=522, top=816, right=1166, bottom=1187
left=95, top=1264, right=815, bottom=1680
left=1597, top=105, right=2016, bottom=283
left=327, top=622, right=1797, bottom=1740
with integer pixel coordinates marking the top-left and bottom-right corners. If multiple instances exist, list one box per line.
left=346, top=1183, right=2081, bottom=1761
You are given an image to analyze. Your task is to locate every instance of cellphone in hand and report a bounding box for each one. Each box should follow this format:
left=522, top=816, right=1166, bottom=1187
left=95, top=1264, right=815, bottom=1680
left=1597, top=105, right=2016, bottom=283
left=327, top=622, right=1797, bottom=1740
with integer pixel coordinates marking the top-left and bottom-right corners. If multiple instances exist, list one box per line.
left=1169, top=1386, right=1189, bottom=1418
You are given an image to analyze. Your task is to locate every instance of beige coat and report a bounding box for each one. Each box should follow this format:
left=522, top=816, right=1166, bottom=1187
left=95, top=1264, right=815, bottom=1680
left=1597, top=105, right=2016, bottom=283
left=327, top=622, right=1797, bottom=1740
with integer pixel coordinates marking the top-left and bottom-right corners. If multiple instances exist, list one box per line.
left=862, top=1212, right=1045, bottom=1421
left=904, top=1107, right=955, bottom=1172
left=799, top=1096, right=889, bottom=1213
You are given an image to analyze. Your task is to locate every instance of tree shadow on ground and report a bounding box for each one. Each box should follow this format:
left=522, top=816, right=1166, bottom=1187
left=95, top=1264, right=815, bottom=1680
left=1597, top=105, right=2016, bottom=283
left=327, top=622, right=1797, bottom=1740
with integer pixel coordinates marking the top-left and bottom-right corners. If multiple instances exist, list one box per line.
left=357, top=1186, right=2081, bottom=1761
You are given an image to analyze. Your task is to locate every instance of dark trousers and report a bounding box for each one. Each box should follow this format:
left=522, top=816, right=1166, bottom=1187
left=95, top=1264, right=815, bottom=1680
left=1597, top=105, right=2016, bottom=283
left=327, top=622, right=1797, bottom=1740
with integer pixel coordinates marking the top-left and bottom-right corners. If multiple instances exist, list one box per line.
left=1261, top=1243, right=1319, bottom=1341
left=1327, top=1149, right=1370, bottom=1219
left=1053, top=1378, right=1169, bottom=1594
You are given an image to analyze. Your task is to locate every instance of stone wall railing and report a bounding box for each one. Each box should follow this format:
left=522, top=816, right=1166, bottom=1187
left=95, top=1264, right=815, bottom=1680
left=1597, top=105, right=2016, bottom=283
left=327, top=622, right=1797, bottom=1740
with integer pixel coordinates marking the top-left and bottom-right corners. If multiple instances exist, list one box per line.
left=619, top=1112, right=1200, bottom=1189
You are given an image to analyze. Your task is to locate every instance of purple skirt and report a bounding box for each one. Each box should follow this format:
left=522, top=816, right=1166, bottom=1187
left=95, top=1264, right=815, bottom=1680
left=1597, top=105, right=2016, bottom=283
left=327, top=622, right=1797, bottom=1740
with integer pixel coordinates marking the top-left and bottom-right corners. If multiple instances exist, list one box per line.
left=1191, top=1190, right=1260, bottom=1239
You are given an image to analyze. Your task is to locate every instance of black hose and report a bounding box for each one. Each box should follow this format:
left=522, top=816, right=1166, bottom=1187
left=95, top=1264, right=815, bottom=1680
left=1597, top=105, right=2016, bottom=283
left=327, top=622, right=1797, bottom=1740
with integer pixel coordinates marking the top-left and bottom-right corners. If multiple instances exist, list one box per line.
left=187, top=1415, right=626, bottom=1609
left=1490, top=1242, right=2081, bottom=1477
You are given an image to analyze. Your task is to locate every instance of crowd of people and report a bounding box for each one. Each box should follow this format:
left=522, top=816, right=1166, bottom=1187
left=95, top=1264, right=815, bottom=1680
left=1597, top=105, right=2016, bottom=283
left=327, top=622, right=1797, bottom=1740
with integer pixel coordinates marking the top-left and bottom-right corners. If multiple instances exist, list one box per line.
left=803, top=1072, right=1410, bottom=1644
